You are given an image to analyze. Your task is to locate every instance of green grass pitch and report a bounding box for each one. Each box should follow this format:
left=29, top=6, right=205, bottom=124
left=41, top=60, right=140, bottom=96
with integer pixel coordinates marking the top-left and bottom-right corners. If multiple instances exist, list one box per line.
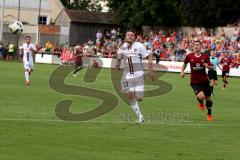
left=0, top=61, right=239, bottom=160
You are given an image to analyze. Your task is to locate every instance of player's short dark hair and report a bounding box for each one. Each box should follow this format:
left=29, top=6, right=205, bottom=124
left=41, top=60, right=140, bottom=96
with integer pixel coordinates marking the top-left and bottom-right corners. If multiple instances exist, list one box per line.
left=126, top=29, right=136, bottom=35
left=194, top=40, right=202, bottom=45
left=25, top=35, right=31, bottom=39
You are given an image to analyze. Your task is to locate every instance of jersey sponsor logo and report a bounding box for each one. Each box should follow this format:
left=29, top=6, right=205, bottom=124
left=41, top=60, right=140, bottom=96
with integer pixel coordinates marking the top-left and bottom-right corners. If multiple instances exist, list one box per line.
left=192, top=63, right=204, bottom=70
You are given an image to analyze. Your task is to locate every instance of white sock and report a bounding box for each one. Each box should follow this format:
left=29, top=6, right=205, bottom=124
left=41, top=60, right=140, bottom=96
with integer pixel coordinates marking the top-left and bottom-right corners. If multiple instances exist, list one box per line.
left=129, top=100, right=142, bottom=118
left=25, top=71, right=29, bottom=81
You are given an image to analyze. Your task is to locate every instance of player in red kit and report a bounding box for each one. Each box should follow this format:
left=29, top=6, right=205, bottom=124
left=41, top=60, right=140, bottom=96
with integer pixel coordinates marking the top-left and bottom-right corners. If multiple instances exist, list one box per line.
left=181, top=41, right=214, bottom=121
left=220, top=52, right=234, bottom=89
left=73, top=44, right=83, bottom=77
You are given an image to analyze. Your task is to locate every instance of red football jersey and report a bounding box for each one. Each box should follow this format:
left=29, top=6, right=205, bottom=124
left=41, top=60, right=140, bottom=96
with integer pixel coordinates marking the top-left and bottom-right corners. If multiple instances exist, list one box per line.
left=184, top=53, right=212, bottom=84
left=220, top=56, right=233, bottom=71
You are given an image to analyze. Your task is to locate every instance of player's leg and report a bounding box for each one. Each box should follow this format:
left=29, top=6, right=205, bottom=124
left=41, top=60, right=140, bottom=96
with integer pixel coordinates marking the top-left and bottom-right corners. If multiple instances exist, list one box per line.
left=3, top=53, right=7, bottom=61
left=210, top=79, right=215, bottom=96
left=29, top=60, right=34, bottom=76
left=203, top=81, right=213, bottom=121
left=208, top=71, right=216, bottom=96
left=121, top=77, right=144, bottom=123
left=191, top=83, right=205, bottom=110
left=127, top=91, right=144, bottom=123
left=214, top=76, right=218, bottom=85
left=213, top=71, right=218, bottom=93
left=222, top=71, right=229, bottom=89
left=73, top=63, right=78, bottom=77
left=132, top=77, right=145, bottom=122
left=24, top=62, right=31, bottom=85
left=196, top=91, right=205, bottom=111
left=205, top=96, right=213, bottom=121
left=73, top=63, right=83, bottom=77
left=6, top=52, right=10, bottom=61
left=212, top=72, right=218, bottom=95
left=9, top=52, right=13, bottom=61
left=25, top=69, right=30, bottom=85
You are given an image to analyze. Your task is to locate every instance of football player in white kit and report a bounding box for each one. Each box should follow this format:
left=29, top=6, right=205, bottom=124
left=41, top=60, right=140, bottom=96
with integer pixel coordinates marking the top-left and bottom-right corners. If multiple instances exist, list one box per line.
left=115, top=30, right=155, bottom=123
left=19, top=36, right=37, bottom=85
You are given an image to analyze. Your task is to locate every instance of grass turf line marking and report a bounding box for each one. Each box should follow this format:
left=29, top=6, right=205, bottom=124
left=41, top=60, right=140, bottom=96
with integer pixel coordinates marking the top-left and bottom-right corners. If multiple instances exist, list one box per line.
left=0, top=118, right=239, bottom=127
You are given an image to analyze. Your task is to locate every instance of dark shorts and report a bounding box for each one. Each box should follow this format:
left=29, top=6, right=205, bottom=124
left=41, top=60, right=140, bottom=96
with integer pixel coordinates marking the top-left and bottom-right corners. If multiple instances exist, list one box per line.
left=1, top=52, right=7, bottom=58
left=222, top=71, right=229, bottom=78
left=75, top=62, right=83, bottom=69
left=7, top=52, right=14, bottom=56
left=75, top=56, right=82, bottom=67
left=208, top=70, right=218, bottom=81
left=190, top=81, right=211, bottom=97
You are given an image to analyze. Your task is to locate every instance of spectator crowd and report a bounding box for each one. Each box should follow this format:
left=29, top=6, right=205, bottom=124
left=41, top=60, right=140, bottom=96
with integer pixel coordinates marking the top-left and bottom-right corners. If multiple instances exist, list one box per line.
left=1, top=27, right=240, bottom=68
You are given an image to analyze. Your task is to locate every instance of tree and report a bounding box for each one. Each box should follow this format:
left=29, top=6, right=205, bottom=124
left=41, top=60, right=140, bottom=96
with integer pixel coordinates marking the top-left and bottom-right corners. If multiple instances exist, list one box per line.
left=108, top=0, right=240, bottom=28
left=60, top=0, right=102, bottom=12
left=177, top=0, right=240, bottom=27
left=88, top=0, right=102, bottom=12
left=60, top=0, right=71, bottom=8
left=108, top=0, right=181, bottom=29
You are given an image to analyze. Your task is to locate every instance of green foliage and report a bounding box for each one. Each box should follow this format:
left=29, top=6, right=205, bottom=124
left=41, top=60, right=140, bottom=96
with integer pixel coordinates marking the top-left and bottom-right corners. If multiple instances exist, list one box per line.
left=179, top=0, right=240, bottom=27
left=108, top=0, right=240, bottom=28
left=60, top=0, right=102, bottom=12
left=108, top=0, right=181, bottom=28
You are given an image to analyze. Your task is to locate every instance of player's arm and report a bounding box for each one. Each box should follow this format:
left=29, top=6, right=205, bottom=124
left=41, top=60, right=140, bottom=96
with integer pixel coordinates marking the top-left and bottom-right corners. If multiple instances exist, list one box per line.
left=147, top=53, right=155, bottom=81
left=181, top=55, right=189, bottom=78
left=203, top=61, right=214, bottom=70
left=19, top=48, right=23, bottom=54
left=147, top=54, right=153, bottom=72
left=203, top=55, right=214, bottom=70
left=204, top=64, right=214, bottom=70
left=19, top=45, right=24, bottom=57
left=115, top=48, right=122, bottom=70
left=142, top=45, right=155, bottom=81
left=218, top=58, right=224, bottom=70
left=217, top=58, right=222, bottom=70
left=115, top=59, right=121, bottom=70
left=30, top=45, right=37, bottom=54
left=230, top=57, right=235, bottom=68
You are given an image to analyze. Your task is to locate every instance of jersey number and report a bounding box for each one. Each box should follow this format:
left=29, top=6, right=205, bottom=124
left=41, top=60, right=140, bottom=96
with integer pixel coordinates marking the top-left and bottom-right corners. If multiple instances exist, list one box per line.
left=122, top=81, right=128, bottom=87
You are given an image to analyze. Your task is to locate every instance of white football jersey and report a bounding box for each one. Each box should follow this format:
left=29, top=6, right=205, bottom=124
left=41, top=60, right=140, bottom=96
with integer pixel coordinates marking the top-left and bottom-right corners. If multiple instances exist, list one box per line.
left=19, top=43, right=36, bottom=62
left=117, top=42, right=149, bottom=78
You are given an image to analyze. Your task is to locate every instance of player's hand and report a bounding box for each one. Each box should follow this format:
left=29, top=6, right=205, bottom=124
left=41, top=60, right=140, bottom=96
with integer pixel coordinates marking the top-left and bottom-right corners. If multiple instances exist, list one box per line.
left=30, top=47, right=36, bottom=52
left=149, top=71, right=156, bottom=81
left=203, top=63, right=209, bottom=68
left=181, top=72, right=185, bottom=78
left=115, top=64, right=120, bottom=70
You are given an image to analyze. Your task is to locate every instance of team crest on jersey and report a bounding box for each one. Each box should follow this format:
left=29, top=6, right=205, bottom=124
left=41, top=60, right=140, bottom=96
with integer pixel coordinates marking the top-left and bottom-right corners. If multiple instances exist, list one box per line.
left=134, top=48, right=137, bottom=52
left=201, top=59, right=205, bottom=63
left=191, top=59, right=194, bottom=62
left=121, top=43, right=128, bottom=50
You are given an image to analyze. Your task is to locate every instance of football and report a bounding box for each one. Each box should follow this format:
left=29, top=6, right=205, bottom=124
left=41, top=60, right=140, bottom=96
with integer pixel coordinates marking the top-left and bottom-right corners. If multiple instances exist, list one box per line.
left=8, top=20, right=24, bottom=34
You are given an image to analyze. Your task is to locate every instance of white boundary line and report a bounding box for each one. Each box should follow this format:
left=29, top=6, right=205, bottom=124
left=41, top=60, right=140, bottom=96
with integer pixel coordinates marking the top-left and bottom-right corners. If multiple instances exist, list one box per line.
left=0, top=118, right=239, bottom=127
